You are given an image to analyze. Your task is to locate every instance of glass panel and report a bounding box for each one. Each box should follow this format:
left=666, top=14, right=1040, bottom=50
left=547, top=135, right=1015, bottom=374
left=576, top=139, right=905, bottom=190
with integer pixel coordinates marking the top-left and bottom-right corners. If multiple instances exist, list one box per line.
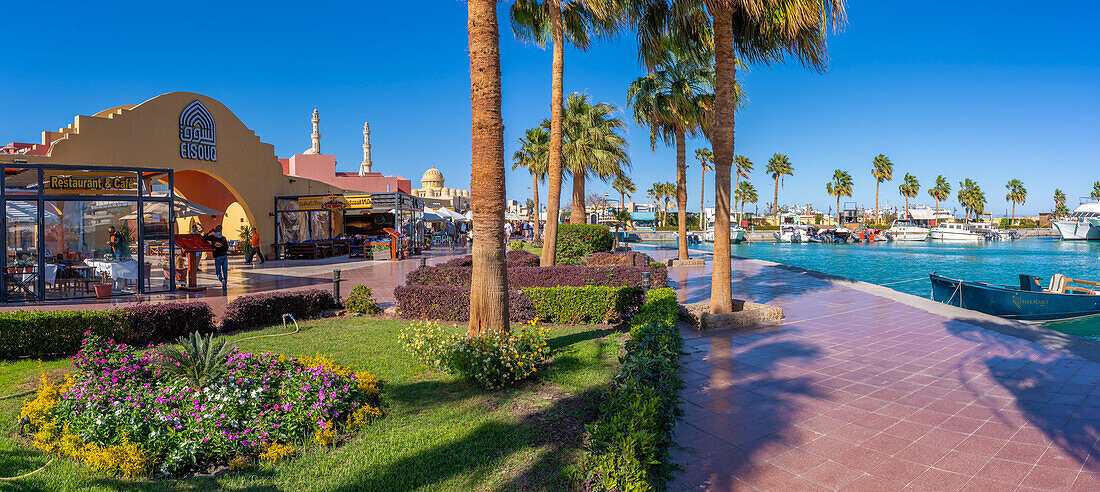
left=143, top=202, right=173, bottom=293
left=3, top=168, right=38, bottom=196
left=5, top=200, right=39, bottom=301
left=43, top=200, right=139, bottom=299
left=277, top=199, right=303, bottom=243
left=142, top=173, right=172, bottom=198
left=42, top=169, right=138, bottom=196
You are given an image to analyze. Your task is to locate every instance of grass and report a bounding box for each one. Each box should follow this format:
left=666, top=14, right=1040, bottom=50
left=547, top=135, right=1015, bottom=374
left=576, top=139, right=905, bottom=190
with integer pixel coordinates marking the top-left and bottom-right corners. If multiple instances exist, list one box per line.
left=0, top=317, right=625, bottom=491
left=511, top=243, right=543, bottom=256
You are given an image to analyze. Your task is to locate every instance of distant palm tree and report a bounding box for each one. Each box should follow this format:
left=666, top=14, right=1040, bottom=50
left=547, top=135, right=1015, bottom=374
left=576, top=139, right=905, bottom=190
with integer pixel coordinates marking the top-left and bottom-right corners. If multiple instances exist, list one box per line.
left=513, top=127, right=550, bottom=240
left=545, top=93, right=630, bottom=225
left=765, top=154, right=793, bottom=221
left=928, top=175, right=951, bottom=223
left=871, top=154, right=893, bottom=221
left=826, top=170, right=853, bottom=223
left=696, top=148, right=713, bottom=228
left=1093, top=181, right=1100, bottom=199
left=610, top=208, right=631, bottom=250
left=660, top=182, right=676, bottom=226
left=1054, top=188, right=1068, bottom=217
left=627, top=50, right=714, bottom=259
left=735, top=181, right=757, bottom=223
left=612, top=175, right=635, bottom=214
left=511, top=0, right=623, bottom=266
left=1004, top=179, right=1027, bottom=225
left=958, top=179, right=986, bottom=221
left=898, top=173, right=920, bottom=220
left=733, top=155, right=754, bottom=205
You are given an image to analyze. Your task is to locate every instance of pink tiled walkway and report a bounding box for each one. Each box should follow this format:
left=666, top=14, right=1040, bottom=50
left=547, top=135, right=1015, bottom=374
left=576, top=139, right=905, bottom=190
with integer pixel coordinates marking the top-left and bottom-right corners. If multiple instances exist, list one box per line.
left=660, top=250, right=1100, bottom=491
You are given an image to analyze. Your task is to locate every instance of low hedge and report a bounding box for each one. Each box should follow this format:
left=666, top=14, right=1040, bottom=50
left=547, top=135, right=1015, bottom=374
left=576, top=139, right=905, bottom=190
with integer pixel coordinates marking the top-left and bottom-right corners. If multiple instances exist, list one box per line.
left=221, top=289, right=337, bottom=332
left=0, top=302, right=215, bottom=360
left=524, top=286, right=643, bottom=324
left=405, top=264, right=667, bottom=290
left=581, top=287, right=683, bottom=490
left=393, top=285, right=534, bottom=322
left=438, top=250, right=540, bottom=268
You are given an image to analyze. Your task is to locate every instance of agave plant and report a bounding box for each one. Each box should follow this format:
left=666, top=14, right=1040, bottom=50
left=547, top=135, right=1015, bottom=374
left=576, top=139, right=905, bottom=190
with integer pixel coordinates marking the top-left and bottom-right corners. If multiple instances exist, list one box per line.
left=156, top=331, right=232, bottom=398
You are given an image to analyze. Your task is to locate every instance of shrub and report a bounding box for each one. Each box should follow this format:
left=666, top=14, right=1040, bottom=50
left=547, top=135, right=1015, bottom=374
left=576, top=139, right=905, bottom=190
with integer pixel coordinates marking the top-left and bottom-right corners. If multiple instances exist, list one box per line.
left=399, top=320, right=550, bottom=389
left=438, top=249, right=540, bottom=269
left=345, top=285, right=382, bottom=314
left=123, top=302, right=216, bottom=346
left=21, top=334, right=382, bottom=477
left=582, top=251, right=656, bottom=267
left=222, top=289, right=337, bottom=331
left=0, top=310, right=130, bottom=359
left=524, top=286, right=643, bottom=324
left=393, top=285, right=533, bottom=322
left=582, top=287, right=683, bottom=491
left=406, top=264, right=667, bottom=290
left=556, top=224, right=613, bottom=262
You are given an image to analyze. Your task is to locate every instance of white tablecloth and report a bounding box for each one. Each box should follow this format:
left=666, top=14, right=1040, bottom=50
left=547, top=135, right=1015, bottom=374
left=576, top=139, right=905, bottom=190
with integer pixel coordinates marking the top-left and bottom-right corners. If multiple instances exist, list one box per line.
left=84, top=260, right=139, bottom=280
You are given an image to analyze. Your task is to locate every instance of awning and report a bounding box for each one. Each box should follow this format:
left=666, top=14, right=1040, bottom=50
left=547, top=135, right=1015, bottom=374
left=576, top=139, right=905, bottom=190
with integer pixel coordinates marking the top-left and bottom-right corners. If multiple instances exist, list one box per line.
left=505, top=212, right=525, bottom=221
left=422, top=206, right=446, bottom=221
left=434, top=207, right=466, bottom=221
left=120, top=198, right=224, bottom=220
left=631, top=211, right=656, bottom=222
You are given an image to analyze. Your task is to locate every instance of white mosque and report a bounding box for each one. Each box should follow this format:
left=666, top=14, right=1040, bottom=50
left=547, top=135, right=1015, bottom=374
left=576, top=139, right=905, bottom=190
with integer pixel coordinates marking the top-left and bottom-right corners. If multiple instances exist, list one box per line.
left=411, top=167, right=470, bottom=211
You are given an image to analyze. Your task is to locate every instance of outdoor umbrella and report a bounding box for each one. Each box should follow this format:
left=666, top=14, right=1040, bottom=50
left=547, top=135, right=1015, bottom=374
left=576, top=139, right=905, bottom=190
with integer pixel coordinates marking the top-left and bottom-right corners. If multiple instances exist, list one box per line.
left=422, top=206, right=445, bottom=221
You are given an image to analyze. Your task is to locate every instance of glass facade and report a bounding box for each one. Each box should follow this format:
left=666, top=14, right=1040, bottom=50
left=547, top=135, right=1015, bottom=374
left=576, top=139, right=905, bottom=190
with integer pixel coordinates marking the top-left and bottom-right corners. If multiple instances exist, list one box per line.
left=1, top=164, right=175, bottom=302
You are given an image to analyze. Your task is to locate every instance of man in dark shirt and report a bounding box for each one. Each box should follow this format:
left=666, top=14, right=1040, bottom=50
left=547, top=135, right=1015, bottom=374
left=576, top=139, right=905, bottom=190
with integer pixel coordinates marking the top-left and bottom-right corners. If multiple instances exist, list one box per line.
left=107, top=226, right=123, bottom=258
left=203, top=225, right=229, bottom=287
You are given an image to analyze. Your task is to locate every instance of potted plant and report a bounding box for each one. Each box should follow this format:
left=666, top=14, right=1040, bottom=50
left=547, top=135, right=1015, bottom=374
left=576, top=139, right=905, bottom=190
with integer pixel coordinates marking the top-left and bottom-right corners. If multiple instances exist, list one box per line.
left=94, top=273, right=113, bottom=299
left=371, top=244, right=390, bottom=261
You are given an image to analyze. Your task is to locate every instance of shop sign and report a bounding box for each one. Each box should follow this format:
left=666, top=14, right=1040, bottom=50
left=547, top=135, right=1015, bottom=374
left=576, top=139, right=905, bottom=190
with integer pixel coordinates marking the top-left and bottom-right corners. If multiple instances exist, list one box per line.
left=297, top=194, right=372, bottom=210
left=297, top=196, right=326, bottom=210
left=345, top=194, right=372, bottom=208
left=179, top=100, right=217, bottom=162
left=45, top=174, right=138, bottom=194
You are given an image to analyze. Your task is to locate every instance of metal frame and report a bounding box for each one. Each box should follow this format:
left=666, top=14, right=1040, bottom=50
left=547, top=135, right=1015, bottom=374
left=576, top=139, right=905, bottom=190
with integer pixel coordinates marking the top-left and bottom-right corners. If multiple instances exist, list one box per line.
left=1, top=163, right=175, bottom=302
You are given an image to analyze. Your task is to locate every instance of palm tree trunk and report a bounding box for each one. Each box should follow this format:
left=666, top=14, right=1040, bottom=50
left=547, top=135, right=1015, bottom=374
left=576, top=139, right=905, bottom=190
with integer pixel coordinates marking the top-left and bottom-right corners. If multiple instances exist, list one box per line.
left=466, top=0, right=510, bottom=336
left=676, top=128, right=688, bottom=260
left=539, top=2, right=565, bottom=266
left=836, top=196, right=841, bottom=224
left=904, top=196, right=909, bottom=219
left=571, top=170, right=586, bottom=224
left=875, top=182, right=880, bottom=223
left=532, top=174, right=540, bottom=240
left=709, top=9, right=735, bottom=314
left=700, top=168, right=706, bottom=230
left=1011, top=202, right=1015, bottom=224
left=773, top=177, right=780, bottom=221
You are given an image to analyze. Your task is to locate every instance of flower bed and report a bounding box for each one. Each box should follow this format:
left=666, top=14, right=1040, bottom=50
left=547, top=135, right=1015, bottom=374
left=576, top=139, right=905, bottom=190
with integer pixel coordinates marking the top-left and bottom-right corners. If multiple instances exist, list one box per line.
left=581, top=251, right=656, bottom=267
left=20, top=334, right=381, bottom=478
left=580, top=288, right=683, bottom=490
left=399, top=321, right=550, bottom=389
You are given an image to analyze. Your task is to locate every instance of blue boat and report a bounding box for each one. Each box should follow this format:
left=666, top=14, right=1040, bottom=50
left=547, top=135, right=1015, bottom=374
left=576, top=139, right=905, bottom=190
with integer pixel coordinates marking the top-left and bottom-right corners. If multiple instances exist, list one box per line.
left=929, top=273, right=1100, bottom=323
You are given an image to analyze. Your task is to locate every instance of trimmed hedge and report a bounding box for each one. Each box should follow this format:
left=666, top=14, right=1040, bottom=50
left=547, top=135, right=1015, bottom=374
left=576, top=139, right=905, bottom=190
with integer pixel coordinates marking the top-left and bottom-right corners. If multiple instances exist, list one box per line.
left=438, top=250, right=540, bottom=268
left=0, top=301, right=215, bottom=360
left=221, top=289, right=337, bottom=332
left=557, top=224, right=613, bottom=262
left=393, top=285, right=534, bottom=322
left=581, top=288, right=683, bottom=491
left=582, top=251, right=656, bottom=267
left=406, top=264, right=668, bottom=290
left=524, top=286, right=643, bottom=324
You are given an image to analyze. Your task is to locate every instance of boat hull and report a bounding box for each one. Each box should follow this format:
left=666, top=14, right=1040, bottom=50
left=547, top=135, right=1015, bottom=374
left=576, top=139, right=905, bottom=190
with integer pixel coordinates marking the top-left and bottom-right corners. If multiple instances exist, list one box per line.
left=930, top=274, right=1100, bottom=322
left=929, top=230, right=984, bottom=241
left=889, top=231, right=929, bottom=241
left=1053, top=220, right=1100, bottom=240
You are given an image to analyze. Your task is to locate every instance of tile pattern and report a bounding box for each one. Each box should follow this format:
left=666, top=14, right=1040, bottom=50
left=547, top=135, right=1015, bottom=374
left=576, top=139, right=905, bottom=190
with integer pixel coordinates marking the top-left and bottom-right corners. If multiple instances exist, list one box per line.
left=661, top=251, right=1100, bottom=491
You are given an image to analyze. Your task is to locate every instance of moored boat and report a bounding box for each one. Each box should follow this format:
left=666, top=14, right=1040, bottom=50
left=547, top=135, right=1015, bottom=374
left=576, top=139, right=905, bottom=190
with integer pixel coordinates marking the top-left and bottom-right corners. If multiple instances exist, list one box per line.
left=1052, top=200, right=1100, bottom=240
left=701, top=227, right=747, bottom=243
left=930, top=273, right=1100, bottom=323
left=929, top=222, right=985, bottom=241
left=886, top=219, right=930, bottom=241
left=774, top=225, right=807, bottom=243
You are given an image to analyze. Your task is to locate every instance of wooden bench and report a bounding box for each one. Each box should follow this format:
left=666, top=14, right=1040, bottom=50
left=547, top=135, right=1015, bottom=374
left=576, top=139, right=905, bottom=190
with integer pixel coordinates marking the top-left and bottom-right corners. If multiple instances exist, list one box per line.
left=284, top=242, right=320, bottom=260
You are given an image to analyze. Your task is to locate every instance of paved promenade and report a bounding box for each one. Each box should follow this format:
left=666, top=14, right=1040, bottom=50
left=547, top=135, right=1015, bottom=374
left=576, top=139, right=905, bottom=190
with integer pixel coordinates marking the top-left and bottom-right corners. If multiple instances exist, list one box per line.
left=654, top=248, right=1100, bottom=491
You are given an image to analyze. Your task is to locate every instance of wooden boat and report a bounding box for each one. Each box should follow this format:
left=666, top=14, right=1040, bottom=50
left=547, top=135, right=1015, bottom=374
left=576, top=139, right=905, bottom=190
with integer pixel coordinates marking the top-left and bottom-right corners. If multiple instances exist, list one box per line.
left=930, top=272, right=1100, bottom=323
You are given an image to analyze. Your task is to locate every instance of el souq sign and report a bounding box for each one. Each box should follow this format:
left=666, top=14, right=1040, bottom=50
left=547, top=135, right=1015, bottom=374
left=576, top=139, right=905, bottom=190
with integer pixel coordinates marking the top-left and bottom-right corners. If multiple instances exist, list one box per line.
left=179, top=100, right=217, bottom=161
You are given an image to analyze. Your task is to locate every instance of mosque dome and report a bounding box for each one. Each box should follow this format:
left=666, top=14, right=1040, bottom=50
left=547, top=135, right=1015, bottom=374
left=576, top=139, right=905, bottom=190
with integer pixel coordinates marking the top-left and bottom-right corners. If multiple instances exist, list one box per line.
left=421, top=167, right=444, bottom=189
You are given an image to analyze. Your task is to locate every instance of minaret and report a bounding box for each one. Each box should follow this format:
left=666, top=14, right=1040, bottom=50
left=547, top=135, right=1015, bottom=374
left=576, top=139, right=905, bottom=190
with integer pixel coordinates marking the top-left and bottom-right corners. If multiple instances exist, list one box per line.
left=360, top=121, right=372, bottom=175
left=304, top=108, right=321, bottom=154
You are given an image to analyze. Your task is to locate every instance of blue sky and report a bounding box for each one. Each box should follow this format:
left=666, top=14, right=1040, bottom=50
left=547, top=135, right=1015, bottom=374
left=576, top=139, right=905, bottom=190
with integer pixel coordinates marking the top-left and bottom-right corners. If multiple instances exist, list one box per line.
left=2, top=1, right=1098, bottom=216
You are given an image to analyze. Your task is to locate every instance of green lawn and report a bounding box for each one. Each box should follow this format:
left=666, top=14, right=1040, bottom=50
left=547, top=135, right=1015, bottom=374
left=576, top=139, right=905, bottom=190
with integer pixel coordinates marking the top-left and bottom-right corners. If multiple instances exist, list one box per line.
left=0, top=318, right=625, bottom=491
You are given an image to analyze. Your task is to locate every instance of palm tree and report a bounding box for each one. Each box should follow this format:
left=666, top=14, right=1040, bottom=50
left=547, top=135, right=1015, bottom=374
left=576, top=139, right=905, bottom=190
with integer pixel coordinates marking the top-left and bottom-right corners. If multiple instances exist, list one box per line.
left=610, top=208, right=632, bottom=250
left=1054, top=188, right=1068, bottom=218
left=958, top=179, right=985, bottom=221
left=467, top=0, right=510, bottom=335
left=1004, top=179, right=1027, bottom=225
left=512, top=1, right=623, bottom=267
left=696, top=148, right=713, bottom=228
left=630, top=0, right=845, bottom=315
left=826, top=170, right=853, bottom=223
left=546, top=93, right=630, bottom=226
left=627, top=51, right=714, bottom=260
left=734, top=180, right=757, bottom=223
left=612, top=175, right=635, bottom=214
left=898, top=173, right=920, bottom=220
left=871, top=154, right=893, bottom=222
left=928, top=175, right=950, bottom=223
left=765, top=153, right=793, bottom=221
left=733, top=155, right=754, bottom=212
left=1092, top=181, right=1100, bottom=199
left=513, top=128, right=550, bottom=240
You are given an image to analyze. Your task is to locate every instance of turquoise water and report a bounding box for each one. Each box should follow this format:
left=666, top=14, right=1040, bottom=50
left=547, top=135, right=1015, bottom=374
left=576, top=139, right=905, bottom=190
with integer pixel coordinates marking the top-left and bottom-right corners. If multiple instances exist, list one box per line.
left=646, top=238, right=1100, bottom=338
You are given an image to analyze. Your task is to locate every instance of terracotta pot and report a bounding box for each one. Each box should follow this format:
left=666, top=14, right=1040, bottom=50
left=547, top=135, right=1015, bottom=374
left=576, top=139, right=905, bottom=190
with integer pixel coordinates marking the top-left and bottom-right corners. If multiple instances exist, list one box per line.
left=94, top=283, right=112, bottom=299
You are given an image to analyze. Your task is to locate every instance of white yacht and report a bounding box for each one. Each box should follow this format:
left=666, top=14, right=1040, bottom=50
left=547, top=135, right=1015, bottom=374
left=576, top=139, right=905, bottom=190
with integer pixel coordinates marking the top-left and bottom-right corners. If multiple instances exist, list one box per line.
left=885, top=219, right=930, bottom=241
left=1052, top=201, right=1100, bottom=240
left=701, top=227, right=747, bottom=243
left=929, top=222, right=985, bottom=241
left=773, top=224, right=805, bottom=243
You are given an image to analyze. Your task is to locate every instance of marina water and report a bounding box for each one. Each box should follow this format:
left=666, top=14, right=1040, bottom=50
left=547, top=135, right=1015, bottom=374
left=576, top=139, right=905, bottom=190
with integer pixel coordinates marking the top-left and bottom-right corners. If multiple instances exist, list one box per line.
left=645, top=237, right=1100, bottom=339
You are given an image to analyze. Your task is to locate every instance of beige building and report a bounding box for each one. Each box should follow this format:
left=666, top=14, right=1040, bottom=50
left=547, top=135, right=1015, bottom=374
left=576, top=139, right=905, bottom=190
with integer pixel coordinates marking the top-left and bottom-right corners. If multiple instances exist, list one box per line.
left=411, top=167, right=470, bottom=211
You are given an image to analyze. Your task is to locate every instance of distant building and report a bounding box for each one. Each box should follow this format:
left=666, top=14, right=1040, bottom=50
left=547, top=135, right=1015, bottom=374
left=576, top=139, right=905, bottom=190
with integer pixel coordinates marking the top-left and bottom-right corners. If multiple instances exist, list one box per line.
left=279, top=109, right=411, bottom=193
left=411, top=167, right=470, bottom=211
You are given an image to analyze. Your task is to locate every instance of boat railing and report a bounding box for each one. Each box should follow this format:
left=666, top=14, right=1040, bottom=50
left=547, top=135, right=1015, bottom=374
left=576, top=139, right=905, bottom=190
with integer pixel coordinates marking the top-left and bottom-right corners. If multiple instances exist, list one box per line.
left=1049, top=275, right=1100, bottom=295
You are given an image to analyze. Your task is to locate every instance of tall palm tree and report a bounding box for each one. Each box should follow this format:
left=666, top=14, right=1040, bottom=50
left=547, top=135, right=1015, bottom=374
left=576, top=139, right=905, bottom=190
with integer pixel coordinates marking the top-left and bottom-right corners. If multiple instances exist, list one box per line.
left=630, top=0, right=846, bottom=315
left=898, top=173, right=920, bottom=220
left=928, top=175, right=950, bottom=223
left=733, top=155, right=754, bottom=214
left=613, top=175, right=636, bottom=213
left=696, top=148, right=713, bottom=228
left=871, top=154, right=893, bottom=222
left=1004, top=179, right=1027, bottom=225
left=513, top=128, right=550, bottom=240
left=958, top=179, right=985, bottom=221
left=627, top=51, right=714, bottom=260
left=511, top=0, right=623, bottom=266
left=765, top=153, right=793, bottom=221
left=544, top=93, right=631, bottom=226
left=467, top=0, right=510, bottom=336
left=1054, top=188, right=1068, bottom=218
left=734, top=180, right=757, bottom=223
left=1092, top=181, right=1100, bottom=199
left=826, top=170, right=853, bottom=223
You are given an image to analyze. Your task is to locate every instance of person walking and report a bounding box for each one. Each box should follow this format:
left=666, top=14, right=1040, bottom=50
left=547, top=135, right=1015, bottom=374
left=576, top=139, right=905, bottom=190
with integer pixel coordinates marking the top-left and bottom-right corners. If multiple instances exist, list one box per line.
left=203, top=225, right=229, bottom=288
left=246, top=228, right=266, bottom=264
